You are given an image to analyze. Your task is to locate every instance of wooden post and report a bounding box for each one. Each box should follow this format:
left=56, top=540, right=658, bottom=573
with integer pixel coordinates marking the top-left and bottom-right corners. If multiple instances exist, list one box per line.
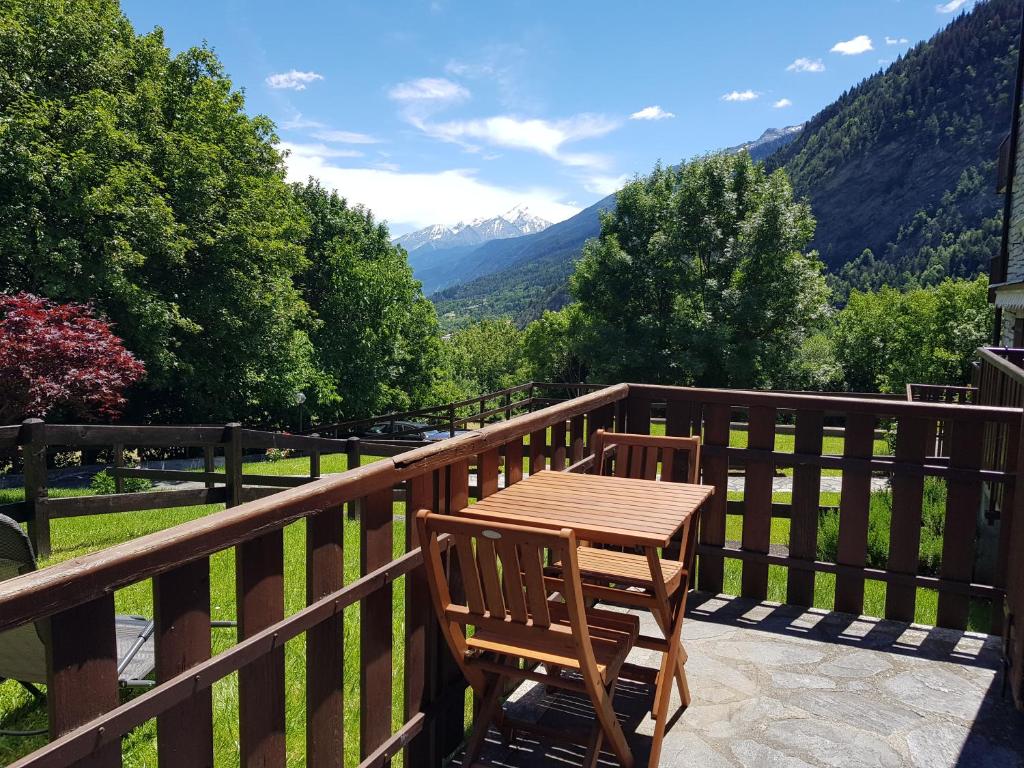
left=405, top=473, right=442, bottom=768
left=449, top=404, right=457, bottom=437
left=22, top=418, right=49, bottom=559
left=742, top=406, right=776, bottom=600
left=112, top=442, right=125, bottom=494
left=360, top=488, right=394, bottom=759
left=306, top=500, right=344, bottom=768
left=46, top=596, right=120, bottom=767
left=886, top=416, right=928, bottom=622
left=504, top=391, right=512, bottom=421
left=223, top=423, right=243, bottom=508
left=154, top=559, right=214, bottom=768
left=787, top=410, right=824, bottom=607
left=203, top=446, right=216, bottom=490
left=698, top=404, right=730, bottom=594
left=346, top=437, right=361, bottom=518
left=835, top=413, right=875, bottom=615
left=309, top=434, right=321, bottom=481
left=478, top=395, right=487, bottom=428
left=237, top=531, right=286, bottom=768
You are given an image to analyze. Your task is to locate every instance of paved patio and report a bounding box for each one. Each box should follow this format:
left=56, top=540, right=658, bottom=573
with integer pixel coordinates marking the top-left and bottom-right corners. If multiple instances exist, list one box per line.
left=467, top=594, right=1024, bottom=767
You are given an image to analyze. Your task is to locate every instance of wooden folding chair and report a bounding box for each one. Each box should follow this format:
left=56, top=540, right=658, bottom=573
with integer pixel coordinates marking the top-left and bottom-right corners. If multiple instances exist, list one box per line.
left=571, top=431, right=703, bottom=760
left=415, top=510, right=640, bottom=768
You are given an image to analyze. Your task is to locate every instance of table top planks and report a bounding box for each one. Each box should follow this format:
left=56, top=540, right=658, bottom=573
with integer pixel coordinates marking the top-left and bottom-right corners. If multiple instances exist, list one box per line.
left=458, top=470, right=714, bottom=548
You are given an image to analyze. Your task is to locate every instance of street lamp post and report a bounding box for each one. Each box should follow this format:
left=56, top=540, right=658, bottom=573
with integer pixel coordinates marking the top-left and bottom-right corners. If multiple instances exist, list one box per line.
left=294, top=391, right=306, bottom=433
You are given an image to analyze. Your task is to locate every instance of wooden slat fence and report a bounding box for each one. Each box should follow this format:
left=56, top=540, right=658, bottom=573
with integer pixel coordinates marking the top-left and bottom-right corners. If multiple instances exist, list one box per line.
left=0, top=385, right=627, bottom=768
left=627, top=384, right=1022, bottom=637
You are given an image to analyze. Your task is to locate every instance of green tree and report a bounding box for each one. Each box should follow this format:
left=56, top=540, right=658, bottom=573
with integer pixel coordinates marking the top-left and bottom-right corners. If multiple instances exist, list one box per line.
left=522, top=306, right=587, bottom=383
left=440, top=318, right=526, bottom=399
left=293, top=180, right=442, bottom=421
left=0, top=0, right=325, bottom=423
left=831, top=276, right=992, bottom=392
left=570, top=153, right=829, bottom=388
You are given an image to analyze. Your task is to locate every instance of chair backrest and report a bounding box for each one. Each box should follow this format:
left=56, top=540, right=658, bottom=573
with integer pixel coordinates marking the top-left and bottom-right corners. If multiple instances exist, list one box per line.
left=415, top=510, right=600, bottom=693
left=590, top=429, right=700, bottom=484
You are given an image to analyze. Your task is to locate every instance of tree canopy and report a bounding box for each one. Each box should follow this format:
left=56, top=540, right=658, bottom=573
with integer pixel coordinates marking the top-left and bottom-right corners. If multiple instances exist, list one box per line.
left=0, top=0, right=442, bottom=426
left=569, top=153, right=830, bottom=388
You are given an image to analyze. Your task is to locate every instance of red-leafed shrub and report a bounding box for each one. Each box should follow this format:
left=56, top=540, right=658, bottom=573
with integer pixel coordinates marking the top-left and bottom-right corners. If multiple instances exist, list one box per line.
left=0, top=293, right=145, bottom=424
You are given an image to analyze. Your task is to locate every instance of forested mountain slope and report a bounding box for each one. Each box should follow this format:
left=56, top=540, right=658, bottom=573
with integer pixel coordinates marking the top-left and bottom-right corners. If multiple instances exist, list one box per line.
left=766, top=0, right=1019, bottom=296
left=436, top=0, right=1020, bottom=325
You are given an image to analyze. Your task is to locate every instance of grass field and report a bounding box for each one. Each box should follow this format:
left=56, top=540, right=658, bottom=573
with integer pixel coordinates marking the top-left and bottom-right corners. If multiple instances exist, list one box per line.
left=0, top=434, right=990, bottom=765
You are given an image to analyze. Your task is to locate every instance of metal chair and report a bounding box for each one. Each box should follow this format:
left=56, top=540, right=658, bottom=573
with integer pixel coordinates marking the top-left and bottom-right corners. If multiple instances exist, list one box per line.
left=0, top=513, right=232, bottom=736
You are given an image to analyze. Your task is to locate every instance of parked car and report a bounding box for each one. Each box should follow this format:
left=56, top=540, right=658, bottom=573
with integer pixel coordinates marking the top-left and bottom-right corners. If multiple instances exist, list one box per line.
left=362, top=421, right=431, bottom=440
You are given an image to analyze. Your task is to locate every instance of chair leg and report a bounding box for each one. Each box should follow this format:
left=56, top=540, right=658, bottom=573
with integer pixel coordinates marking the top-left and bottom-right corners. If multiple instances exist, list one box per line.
left=582, top=725, right=605, bottom=768
left=587, top=681, right=633, bottom=768
left=462, top=674, right=505, bottom=768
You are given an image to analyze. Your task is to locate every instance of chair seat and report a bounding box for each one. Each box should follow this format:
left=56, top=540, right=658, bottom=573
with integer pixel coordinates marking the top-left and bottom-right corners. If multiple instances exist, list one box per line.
left=574, top=547, right=687, bottom=594
left=467, top=602, right=639, bottom=683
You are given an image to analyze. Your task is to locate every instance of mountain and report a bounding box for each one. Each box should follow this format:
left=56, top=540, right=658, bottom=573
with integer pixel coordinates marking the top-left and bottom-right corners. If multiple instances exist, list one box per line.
left=727, top=125, right=805, bottom=160
left=430, top=126, right=802, bottom=326
left=765, top=0, right=1018, bottom=295
left=396, top=205, right=552, bottom=293
left=434, top=0, right=1020, bottom=326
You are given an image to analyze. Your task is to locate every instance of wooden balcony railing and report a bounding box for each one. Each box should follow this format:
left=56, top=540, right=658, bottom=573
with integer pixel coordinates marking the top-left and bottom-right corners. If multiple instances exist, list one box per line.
left=2, top=382, right=1024, bottom=767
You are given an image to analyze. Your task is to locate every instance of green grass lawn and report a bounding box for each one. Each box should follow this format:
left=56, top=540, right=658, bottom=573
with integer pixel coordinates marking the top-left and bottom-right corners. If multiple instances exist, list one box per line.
left=0, top=453, right=407, bottom=767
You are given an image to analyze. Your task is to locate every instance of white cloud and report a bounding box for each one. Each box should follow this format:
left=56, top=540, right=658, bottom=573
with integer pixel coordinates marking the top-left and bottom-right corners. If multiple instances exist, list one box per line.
left=280, top=113, right=325, bottom=131
left=582, top=174, right=630, bottom=195
left=831, top=35, right=873, bottom=55
left=312, top=129, right=381, bottom=144
left=281, top=142, right=364, bottom=159
left=280, top=143, right=580, bottom=232
left=721, top=90, right=760, bottom=102
left=885, top=36, right=910, bottom=45
left=630, top=105, right=675, bottom=121
left=388, top=77, right=469, bottom=103
left=773, top=98, right=793, bottom=109
left=936, top=0, right=969, bottom=12
left=265, top=70, right=324, bottom=91
left=787, top=57, right=825, bottom=73
left=419, top=113, right=620, bottom=170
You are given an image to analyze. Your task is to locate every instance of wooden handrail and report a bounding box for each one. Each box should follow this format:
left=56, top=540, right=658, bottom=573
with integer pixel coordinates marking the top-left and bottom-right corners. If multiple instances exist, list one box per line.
left=627, top=382, right=1022, bottom=422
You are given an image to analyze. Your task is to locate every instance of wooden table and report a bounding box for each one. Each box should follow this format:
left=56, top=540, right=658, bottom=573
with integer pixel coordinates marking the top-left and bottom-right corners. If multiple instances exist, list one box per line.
left=460, top=469, right=714, bottom=767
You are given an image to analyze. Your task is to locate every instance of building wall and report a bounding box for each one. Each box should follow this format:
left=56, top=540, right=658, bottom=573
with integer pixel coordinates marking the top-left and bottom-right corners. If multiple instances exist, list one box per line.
left=1008, top=104, right=1024, bottom=284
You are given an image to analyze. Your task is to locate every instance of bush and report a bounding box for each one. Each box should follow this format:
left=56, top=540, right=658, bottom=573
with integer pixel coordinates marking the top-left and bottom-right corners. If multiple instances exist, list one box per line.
left=817, top=477, right=946, bottom=576
left=264, top=448, right=292, bottom=463
left=89, top=470, right=153, bottom=495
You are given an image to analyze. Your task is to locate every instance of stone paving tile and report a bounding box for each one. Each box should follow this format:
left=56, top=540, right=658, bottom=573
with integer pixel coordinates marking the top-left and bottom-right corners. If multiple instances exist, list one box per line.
left=465, top=594, right=1024, bottom=768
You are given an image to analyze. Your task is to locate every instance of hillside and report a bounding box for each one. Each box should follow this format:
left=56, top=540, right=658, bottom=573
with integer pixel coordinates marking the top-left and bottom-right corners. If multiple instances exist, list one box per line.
left=766, top=0, right=1019, bottom=295
left=432, top=126, right=801, bottom=327
left=435, top=0, right=1019, bottom=327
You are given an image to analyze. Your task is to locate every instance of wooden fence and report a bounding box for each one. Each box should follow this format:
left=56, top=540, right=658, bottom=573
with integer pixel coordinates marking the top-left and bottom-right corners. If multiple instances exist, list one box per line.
left=1, top=383, right=1024, bottom=768
left=0, top=422, right=421, bottom=559
left=309, top=381, right=607, bottom=438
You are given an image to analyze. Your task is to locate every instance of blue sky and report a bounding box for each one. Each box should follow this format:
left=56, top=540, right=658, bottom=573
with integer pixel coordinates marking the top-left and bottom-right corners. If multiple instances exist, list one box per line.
left=122, top=0, right=978, bottom=236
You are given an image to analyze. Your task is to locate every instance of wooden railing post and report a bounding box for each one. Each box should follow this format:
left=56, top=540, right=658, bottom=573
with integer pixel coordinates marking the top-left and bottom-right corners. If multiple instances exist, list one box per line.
left=224, top=423, right=243, bottom=508
left=112, top=442, right=125, bottom=494
left=309, top=434, right=321, bottom=481
left=359, top=487, right=394, bottom=759
left=504, top=391, right=512, bottom=421
left=154, top=559, right=214, bottom=768
left=306, top=496, right=344, bottom=768
left=405, top=473, right=442, bottom=768
left=787, top=410, right=824, bottom=607
left=742, top=406, right=776, bottom=600
left=346, top=437, right=361, bottom=518
left=203, top=446, right=216, bottom=490
left=236, top=530, right=286, bottom=768
left=449, top=404, right=457, bottom=437
left=22, top=418, right=50, bottom=559
left=46, top=596, right=120, bottom=766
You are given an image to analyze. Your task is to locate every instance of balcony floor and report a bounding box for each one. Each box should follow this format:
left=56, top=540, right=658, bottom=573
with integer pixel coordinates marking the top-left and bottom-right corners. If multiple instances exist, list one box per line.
left=468, top=594, right=1024, bottom=767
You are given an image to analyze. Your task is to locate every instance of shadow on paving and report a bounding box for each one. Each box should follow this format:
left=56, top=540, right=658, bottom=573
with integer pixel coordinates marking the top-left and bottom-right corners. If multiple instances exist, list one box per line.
left=458, top=593, right=1024, bottom=767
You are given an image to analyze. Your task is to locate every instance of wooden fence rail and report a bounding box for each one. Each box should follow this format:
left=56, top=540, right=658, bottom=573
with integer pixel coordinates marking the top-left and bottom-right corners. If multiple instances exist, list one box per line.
left=2, top=381, right=1024, bottom=768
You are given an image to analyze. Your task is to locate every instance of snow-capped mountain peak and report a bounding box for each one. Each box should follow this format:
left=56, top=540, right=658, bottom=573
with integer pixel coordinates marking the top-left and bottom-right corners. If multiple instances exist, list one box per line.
left=394, top=206, right=553, bottom=253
